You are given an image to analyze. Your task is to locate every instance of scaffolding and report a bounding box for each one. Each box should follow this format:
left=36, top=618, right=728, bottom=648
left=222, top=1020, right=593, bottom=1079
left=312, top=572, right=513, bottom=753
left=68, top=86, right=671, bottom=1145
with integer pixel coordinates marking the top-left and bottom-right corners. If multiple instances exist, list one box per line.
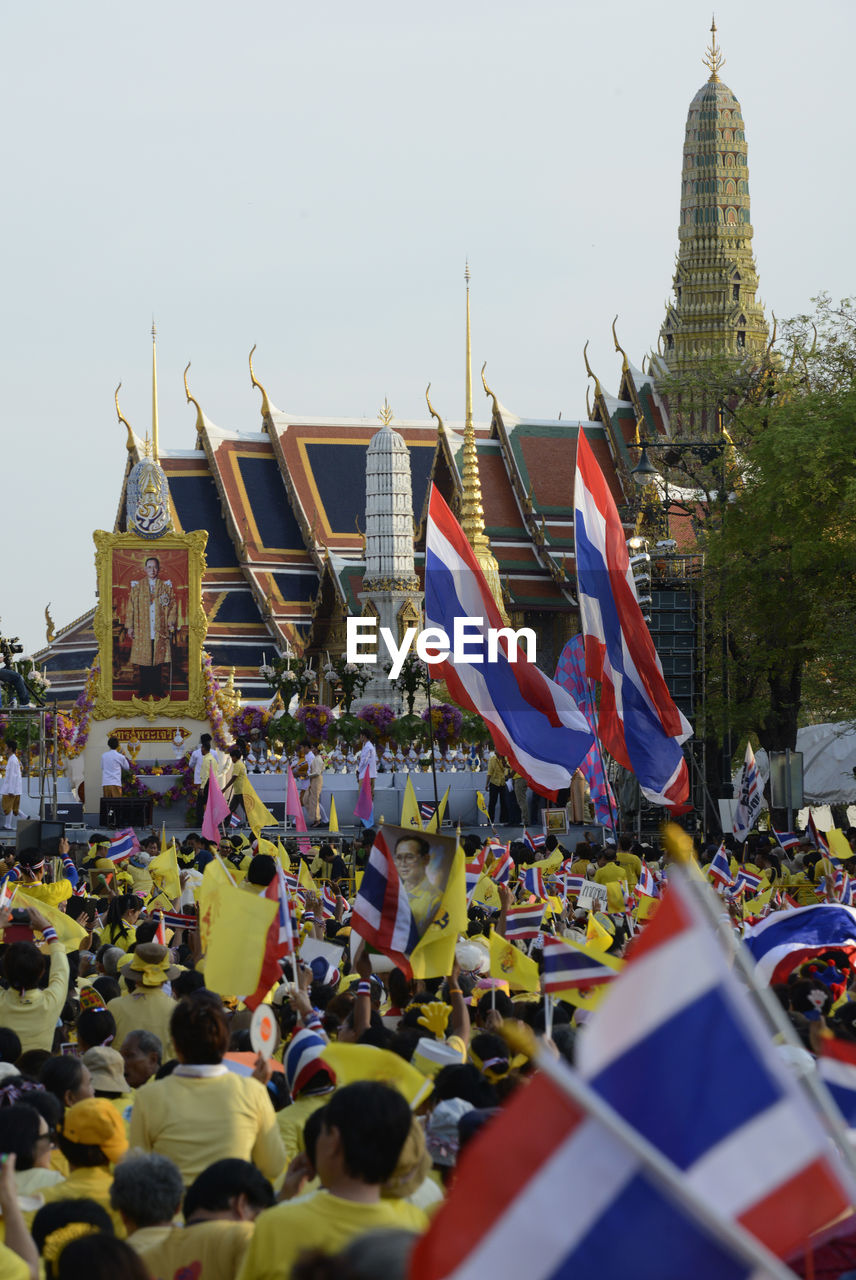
left=4, top=707, right=59, bottom=822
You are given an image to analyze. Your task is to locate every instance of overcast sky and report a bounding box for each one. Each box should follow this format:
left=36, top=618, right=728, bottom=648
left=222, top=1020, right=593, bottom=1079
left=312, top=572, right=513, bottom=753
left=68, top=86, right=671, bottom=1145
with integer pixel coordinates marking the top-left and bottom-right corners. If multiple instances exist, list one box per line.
left=2, top=0, right=851, bottom=654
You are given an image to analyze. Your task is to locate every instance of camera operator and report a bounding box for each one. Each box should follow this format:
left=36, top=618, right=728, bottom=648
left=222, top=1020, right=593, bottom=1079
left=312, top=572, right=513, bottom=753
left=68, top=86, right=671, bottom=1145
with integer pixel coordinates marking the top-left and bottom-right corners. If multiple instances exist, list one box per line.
left=0, top=634, right=40, bottom=709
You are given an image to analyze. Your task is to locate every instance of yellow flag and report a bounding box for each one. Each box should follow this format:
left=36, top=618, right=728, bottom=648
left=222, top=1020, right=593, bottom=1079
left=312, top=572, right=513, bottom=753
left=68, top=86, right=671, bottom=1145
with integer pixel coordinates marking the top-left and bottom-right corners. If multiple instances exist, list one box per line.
left=488, top=928, right=540, bottom=993
left=410, top=848, right=468, bottom=980
left=244, top=781, right=277, bottom=836
left=829, top=829, right=852, bottom=860
left=275, top=839, right=291, bottom=871
left=257, top=837, right=280, bottom=863
left=328, top=794, right=339, bottom=835
left=424, top=787, right=450, bottom=834
left=472, top=873, right=500, bottom=911
left=320, top=1042, right=432, bottom=1108
left=586, top=912, right=615, bottom=953
left=201, top=879, right=277, bottom=997
left=548, top=935, right=623, bottom=1010
left=147, top=842, right=181, bottom=901
left=13, top=887, right=88, bottom=953
left=400, top=777, right=422, bottom=830
left=160, top=823, right=168, bottom=855
left=743, top=886, right=773, bottom=919
left=299, top=859, right=319, bottom=896
left=476, top=791, right=490, bottom=817
left=197, top=857, right=235, bottom=951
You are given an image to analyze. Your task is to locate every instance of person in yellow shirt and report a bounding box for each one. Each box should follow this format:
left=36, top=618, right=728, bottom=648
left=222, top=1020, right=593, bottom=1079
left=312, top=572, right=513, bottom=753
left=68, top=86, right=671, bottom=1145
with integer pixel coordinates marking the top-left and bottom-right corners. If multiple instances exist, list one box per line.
left=238, top=1081, right=428, bottom=1280
left=277, top=1027, right=336, bottom=1166
left=0, top=1152, right=39, bottom=1280
left=36, top=1097, right=129, bottom=1234
left=14, top=848, right=73, bottom=910
left=107, top=943, right=180, bottom=1059
left=0, top=905, right=70, bottom=1054
left=100, top=893, right=143, bottom=952
left=227, top=746, right=251, bottom=825
left=616, top=835, right=642, bottom=889
left=593, top=847, right=628, bottom=913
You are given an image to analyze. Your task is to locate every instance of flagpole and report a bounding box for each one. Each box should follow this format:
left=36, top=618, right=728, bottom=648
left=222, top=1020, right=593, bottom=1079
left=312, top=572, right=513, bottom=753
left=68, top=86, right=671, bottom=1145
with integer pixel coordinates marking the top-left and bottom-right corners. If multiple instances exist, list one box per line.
left=502, top=1024, right=797, bottom=1280
left=583, top=671, right=620, bottom=838
left=669, top=838, right=856, bottom=1185
left=424, top=676, right=441, bottom=824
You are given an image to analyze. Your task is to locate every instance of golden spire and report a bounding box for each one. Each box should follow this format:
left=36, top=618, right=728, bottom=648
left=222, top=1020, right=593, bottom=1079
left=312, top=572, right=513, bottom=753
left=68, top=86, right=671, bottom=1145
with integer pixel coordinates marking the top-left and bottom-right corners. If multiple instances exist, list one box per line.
left=703, top=15, right=725, bottom=82
left=115, top=382, right=135, bottom=452
left=378, top=397, right=394, bottom=426
left=151, top=321, right=160, bottom=461
left=458, top=264, right=508, bottom=623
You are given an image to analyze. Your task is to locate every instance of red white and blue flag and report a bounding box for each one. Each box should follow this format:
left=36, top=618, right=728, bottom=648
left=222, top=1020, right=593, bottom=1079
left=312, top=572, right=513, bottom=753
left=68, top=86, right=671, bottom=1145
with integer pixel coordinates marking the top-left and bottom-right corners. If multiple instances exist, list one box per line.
left=424, top=485, right=594, bottom=800
left=576, top=873, right=856, bottom=1261
left=562, top=873, right=586, bottom=899
left=523, top=829, right=546, bottom=855
left=107, top=829, right=139, bottom=862
left=771, top=828, right=800, bottom=852
left=743, top=902, right=856, bottom=984
left=807, top=810, right=831, bottom=855
left=542, top=936, right=616, bottom=991
left=420, top=801, right=438, bottom=823
left=488, top=845, right=512, bottom=885
left=636, top=861, right=659, bottom=898
left=160, top=911, right=198, bottom=932
left=521, top=866, right=547, bottom=899
left=465, top=847, right=486, bottom=904
left=732, top=742, right=763, bottom=841
left=504, top=902, right=546, bottom=941
left=733, top=868, right=762, bottom=898
left=818, top=1037, right=856, bottom=1128
left=321, top=883, right=339, bottom=919
left=351, top=828, right=419, bottom=974
left=573, top=430, right=691, bottom=807
left=708, top=842, right=735, bottom=889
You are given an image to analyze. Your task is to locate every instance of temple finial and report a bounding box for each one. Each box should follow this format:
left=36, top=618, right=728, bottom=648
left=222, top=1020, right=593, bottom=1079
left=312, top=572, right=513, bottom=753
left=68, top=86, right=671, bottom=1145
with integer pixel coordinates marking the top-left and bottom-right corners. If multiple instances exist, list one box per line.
left=425, top=383, right=444, bottom=434
left=378, top=397, right=394, bottom=426
left=151, top=320, right=160, bottom=461
left=248, top=344, right=272, bottom=419
left=703, top=14, right=725, bottom=81
left=115, top=382, right=135, bottom=452
left=183, top=362, right=205, bottom=435
left=465, top=261, right=473, bottom=432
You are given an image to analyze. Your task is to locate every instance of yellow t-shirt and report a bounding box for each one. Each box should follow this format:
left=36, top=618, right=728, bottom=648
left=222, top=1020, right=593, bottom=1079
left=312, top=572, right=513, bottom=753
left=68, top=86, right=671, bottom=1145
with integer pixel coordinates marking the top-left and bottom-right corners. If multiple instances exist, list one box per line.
left=0, top=1242, right=30, bottom=1280
left=616, top=849, right=642, bottom=888
left=17, top=878, right=73, bottom=908
left=238, top=1189, right=428, bottom=1280
left=136, top=1219, right=255, bottom=1280
left=276, top=1092, right=332, bottom=1167
left=594, top=862, right=628, bottom=912
left=128, top=1070, right=286, bottom=1187
left=35, top=1165, right=124, bottom=1235
left=103, top=922, right=138, bottom=952
left=0, top=941, right=69, bottom=1053
left=107, top=987, right=177, bottom=1059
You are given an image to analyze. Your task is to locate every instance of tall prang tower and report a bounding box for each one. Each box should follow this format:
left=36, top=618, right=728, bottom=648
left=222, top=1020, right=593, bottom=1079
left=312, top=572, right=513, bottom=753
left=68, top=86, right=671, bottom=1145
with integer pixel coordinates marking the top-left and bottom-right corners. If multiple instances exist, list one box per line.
left=658, top=21, right=768, bottom=371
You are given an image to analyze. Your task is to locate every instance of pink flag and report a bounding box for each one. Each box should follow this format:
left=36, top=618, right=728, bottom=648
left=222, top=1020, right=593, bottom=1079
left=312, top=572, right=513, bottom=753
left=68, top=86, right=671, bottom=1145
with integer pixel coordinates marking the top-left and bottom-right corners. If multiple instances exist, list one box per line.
left=285, top=765, right=308, bottom=831
left=201, top=769, right=231, bottom=843
left=353, top=765, right=374, bottom=825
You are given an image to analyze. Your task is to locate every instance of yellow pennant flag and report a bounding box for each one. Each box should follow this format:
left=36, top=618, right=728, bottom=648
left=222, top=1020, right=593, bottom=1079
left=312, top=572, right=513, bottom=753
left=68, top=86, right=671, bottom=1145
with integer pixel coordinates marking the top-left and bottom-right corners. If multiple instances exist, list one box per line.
left=147, top=842, right=181, bottom=902
left=400, top=777, right=422, bottom=830
left=275, top=839, right=291, bottom=871
left=586, top=911, right=615, bottom=953
left=320, top=1042, right=433, bottom=1108
left=12, top=887, right=88, bottom=953
left=472, top=874, right=500, bottom=912
left=828, top=829, right=853, bottom=861
left=298, top=859, right=319, bottom=897
left=409, top=848, right=468, bottom=980
left=328, top=794, right=339, bottom=835
left=488, top=928, right=540, bottom=993
left=476, top=791, right=490, bottom=818
left=244, top=781, right=277, bottom=836
left=160, top=823, right=168, bottom=855
left=197, top=857, right=235, bottom=951
left=201, top=879, right=277, bottom=997
left=424, top=787, right=450, bottom=834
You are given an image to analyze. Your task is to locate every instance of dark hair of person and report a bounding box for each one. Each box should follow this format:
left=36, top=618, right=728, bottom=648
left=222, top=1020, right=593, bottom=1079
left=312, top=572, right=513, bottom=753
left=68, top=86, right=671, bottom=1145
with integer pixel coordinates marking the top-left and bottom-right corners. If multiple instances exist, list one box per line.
left=91, top=975, right=121, bottom=1004
left=0, top=1027, right=22, bottom=1063
left=76, top=1007, right=117, bottom=1052
left=155, top=1059, right=179, bottom=1079
left=5, top=738, right=16, bottom=753
left=3, top=940, right=46, bottom=991
left=15, top=1049, right=52, bottom=1080
left=31, top=1198, right=114, bottom=1255
left=133, top=920, right=160, bottom=946
left=302, top=1106, right=325, bottom=1171
left=172, top=968, right=205, bottom=999
left=170, top=992, right=229, bottom=1065
left=103, top=895, right=142, bottom=943
left=321, top=1081, right=412, bottom=1185
left=57, top=1235, right=150, bottom=1280
left=40, top=1055, right=87, bottom=1110
left=0, top=1104, right=42, bottom=1171
left=247, top=854, right=276, bottom=887
left=57, top=1132, right=110, bottom=1169
left=432, top=1063, right=498, bottom=1109
left=183, top=1158, right=274, bottom=1219
left=387, top=968, right=412, bottom=1010
left=476, top=990, right=514, bottom=1021
left=107, top=736, right=119, bottom=750
left=20, top=1088, right=62, bottom=1132
left=574, top=841, right=592, bottom=859
left=394, top=834, right=429, bottom=859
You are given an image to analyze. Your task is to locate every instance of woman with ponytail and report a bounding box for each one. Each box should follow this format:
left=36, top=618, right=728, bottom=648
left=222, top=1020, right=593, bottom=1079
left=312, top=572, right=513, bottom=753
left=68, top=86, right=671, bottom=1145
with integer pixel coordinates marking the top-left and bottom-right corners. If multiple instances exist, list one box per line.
left=100, top=895, right=143, bottom=952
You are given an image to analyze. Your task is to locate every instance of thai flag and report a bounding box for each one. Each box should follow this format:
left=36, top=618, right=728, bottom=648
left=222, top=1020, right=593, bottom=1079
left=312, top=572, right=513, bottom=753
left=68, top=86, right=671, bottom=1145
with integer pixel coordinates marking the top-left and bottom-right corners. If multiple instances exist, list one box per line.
left=636, top=861, right=659, bottom=898
left=732, top=743, right=763, bottom=841
left=424, top=485, right=594, bottom=800
left=771, top=828, right=800, bottom=851
left=504, top=902, right=546, bottom=941
left=522, top=830, right=546, bottom=855
left=562, top=873, right=586, bottom=898
left=351, top=828, right=419, bottom=975
left=321, top=883, right=338, bottom=919
left=807, top=811, right=830, bottom=854
left=732, top=869, right=762, bottom=898
left=743, top=903, right=856, bottom=984
left=521, top=867, right=546, bottom=899
left=161, top=911, right=198, bottom=932
left=106, top=829, right=138, bottom=862
left=542, top=936, right=617, bottom=991
left=465, top=848, right=486, bottom=904
left=276, top=864, right=298, bottom=957
left=818, top=1037, right=856, bottom=1127
left=488, top=845, right=512, bottom=885
left=573, top=429, right=691, bottom=807
left=229, top=812, right=241, bottom=829
left=420, top=801, right=438, bottom=823
left=575, top=871, right=856, bottom=1263
left=708, top=842, right=735, bottom=889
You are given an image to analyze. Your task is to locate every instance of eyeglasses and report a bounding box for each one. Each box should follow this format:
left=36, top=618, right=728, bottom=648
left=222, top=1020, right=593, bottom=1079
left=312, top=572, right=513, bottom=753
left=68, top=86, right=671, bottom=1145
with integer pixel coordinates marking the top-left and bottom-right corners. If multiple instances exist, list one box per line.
left=35, top=1130, right=56, bottom=1148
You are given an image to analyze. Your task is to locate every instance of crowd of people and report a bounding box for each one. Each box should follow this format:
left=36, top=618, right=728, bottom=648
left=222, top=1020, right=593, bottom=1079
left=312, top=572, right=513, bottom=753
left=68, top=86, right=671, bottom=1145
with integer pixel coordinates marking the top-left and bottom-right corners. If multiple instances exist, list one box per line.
left=0, top=816, right=855, bottom=1278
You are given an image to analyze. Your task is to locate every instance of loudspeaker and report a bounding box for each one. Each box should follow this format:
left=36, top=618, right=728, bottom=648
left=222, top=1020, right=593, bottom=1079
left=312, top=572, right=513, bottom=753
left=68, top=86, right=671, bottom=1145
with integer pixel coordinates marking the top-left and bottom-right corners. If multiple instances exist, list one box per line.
left=99, top=798, right=153, bottom=829
left=15, top=819, right=66, bottom=857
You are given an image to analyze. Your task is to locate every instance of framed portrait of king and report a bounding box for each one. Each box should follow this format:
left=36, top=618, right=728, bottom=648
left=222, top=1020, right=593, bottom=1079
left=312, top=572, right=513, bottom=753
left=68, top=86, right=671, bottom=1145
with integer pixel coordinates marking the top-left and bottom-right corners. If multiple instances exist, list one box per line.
left=92, top=530, right=208, bottom=719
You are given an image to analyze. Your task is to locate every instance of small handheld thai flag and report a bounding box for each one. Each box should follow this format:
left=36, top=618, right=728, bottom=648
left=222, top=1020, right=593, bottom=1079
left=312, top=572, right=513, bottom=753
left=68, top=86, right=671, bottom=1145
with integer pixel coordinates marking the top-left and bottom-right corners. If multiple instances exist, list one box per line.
left=733, top=868, right=762, bottom=898
left=488, top=845, right=512, bottom=885
left=708, top=842, right=734, bottom=889
left=504, top=902, right=546, bottom=941
left=321, top=884, right=338, bottom=919
left=562, top=873, right=586, bottom=899
left=542, top=935, right=617, bottom=992
left=521, top=866, right=546, bottom=899
left=771, top=828, right=800, bottom=851
left=465, top=847, right=486, bottom=904
left=523, top=829, right=546, bottom=855
left=636, top=861, right=659, bottom=898
left=107, top=829, right=138, bottom=862
left=420, top=801, right=438, bottom=823
left=161, top=911, right=198, bottom=932
left=807, top=811, right=830, bottom=854
left=229, top=811, right=241, bottom=829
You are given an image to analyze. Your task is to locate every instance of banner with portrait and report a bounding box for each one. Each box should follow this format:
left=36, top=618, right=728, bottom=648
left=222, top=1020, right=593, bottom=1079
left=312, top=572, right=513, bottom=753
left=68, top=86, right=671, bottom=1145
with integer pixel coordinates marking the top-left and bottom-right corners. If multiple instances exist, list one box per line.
left=92, top=530, right=208, bottom=719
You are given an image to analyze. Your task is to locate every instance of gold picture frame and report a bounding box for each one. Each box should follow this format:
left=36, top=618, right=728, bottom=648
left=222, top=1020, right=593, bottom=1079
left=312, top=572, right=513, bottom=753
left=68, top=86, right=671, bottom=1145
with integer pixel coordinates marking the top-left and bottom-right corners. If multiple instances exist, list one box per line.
left=92, top=529, right=208, bottom=720
left=543, top=808, right=569, bottom=835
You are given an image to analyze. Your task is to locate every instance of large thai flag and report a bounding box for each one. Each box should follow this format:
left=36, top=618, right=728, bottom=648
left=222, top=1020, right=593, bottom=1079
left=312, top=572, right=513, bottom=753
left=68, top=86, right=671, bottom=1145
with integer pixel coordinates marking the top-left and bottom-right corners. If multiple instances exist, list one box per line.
left=818, top=1037, right=856, bottom=1127
left=504, top=902, right=546, bottom=940
left=351, top=828, right=418, bottom=974
left=425, top=486, right=594, bottom=799
left=577, top=874, right=856, bottom=1261
left=542, top=936, right=617, bottom=991
left=743, top=902, right=856, bottom=984
left=573, top=429, right=691, bottom=806
left=771, top=828, right=800, bottom=852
